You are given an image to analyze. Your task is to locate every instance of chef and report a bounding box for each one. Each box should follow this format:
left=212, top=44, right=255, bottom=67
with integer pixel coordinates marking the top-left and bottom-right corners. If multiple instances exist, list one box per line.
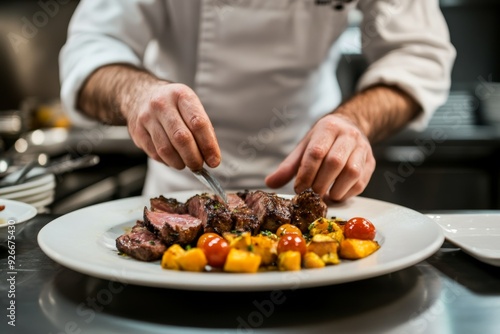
left=59, top=0, right=455, bottom=201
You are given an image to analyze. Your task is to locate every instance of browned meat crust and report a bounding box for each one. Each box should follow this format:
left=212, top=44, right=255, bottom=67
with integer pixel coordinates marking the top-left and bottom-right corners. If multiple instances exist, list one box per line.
left=143, top=207, right=202, bottom=245
left=115, top=220, right=167, bottom=261
left=244, top=190, right=291, bottom=233
left=186, top=194, right=233, bottom=234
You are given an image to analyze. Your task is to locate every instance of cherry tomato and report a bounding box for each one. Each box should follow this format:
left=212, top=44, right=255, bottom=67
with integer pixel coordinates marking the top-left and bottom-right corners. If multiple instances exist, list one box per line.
left=197, top=233, right=219, bottom=248
left=276, top=224, right=303, bottom=237
left=344, top=217, right=376, bottom=240
left=197, top=233, right=230, bottom=267
left=277, top=234, right=307, bottom=256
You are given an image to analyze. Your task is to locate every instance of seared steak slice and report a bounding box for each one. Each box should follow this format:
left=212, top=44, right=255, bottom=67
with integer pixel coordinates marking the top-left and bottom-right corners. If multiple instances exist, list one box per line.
left=143, top=207, right=202, bottom=245
left=186, top=194, right=233, bottom=234
left=227, top=193, right=260, bottom=234
left=150, top=195, right=187, bottom=214
left=116, top=220, right=167, bottom=261
left=244, top=191, right=291, bottom=232
left=290, top=188, right=328, bottom=233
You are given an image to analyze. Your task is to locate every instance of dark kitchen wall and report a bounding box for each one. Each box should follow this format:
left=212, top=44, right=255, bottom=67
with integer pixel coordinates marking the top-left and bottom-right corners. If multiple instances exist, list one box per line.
left=441, top=0, right=500, bottom=86
left=0, top=0, right=79, bottom=110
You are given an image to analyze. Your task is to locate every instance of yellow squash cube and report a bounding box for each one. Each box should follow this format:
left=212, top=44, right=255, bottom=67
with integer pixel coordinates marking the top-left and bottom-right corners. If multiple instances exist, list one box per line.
left=177, top=248, right=207, bottom=272
left=340, top=238, right=380, bottom=260
left=303, top=252, right=325, bottom=269
left=224, top=248, right=262, bottom=273
left=161, top=244, right=185, bottom=270
left=277, top=251, right=302, bottom=271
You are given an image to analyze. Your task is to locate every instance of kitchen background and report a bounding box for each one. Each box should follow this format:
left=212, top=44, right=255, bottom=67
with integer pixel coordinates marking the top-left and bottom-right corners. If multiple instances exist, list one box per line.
left=0, top=0, right=499, bottom=213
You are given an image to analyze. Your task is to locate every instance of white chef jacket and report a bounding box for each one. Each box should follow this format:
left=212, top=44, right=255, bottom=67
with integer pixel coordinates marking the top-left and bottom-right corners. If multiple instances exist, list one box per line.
left=60, top=0, right=455, bottom=198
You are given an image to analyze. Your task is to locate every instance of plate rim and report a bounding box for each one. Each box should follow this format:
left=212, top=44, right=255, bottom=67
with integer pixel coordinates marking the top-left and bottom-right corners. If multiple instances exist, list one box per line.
left=0, top=198, right=37, bottom=227
left=428, top=213, right=500, bottom=266
left=0, top=173, right=55, bottom=196
left=38, top=193, right=444, bottom=291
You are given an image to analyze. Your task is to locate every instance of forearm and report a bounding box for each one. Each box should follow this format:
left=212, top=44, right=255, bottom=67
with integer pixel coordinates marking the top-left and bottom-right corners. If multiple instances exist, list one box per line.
left=77, top=64, right=164, bottom=125
left=334, top=85, right=421, bottom=143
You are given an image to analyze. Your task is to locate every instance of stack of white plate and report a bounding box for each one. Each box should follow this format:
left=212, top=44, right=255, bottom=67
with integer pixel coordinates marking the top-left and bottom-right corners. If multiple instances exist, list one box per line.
left=0, top=174, right=55, bottom=212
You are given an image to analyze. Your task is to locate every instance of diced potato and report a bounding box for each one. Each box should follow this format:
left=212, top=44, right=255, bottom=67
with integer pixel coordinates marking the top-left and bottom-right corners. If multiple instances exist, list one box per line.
left=224, top=232, right=252, bottom=250
left=251, top=234, right=277, bottom=265
left=340, top=238, right=380, bottom=260
left=307, top=234, right=339, bottom=257
left=161, top=244, right=185, bottom=270
left=303, top=252, right=325, bottom=269
left=177, top=248, right=207, bottom=272
left=309, top=218, right=343, bottom=243
left=224, top=248, right=262, bottom=273
left=277, top=251, right=301, bottom=271
left=321, top=252, right=340, bottom=265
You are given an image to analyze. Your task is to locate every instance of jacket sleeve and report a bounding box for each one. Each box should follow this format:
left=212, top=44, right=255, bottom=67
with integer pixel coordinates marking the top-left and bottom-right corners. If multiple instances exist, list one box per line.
left=356, top=0, right=456, bottom=130
left=59, top=0, right=167, bottom=127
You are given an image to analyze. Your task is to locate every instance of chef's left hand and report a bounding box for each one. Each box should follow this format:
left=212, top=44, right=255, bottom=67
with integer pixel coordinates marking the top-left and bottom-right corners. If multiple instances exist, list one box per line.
left=265, top=113, right=376, bottom=202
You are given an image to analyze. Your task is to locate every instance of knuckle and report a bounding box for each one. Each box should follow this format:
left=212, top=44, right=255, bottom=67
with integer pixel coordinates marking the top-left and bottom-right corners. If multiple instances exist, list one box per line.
left=157, top=145, right=173, bottom=157
left=149, top=96, right=168, bottom=112
left=345, top=163, right=362, bottom=179
left=306, top=145, right=327, bottom=161
left=171, top=128, right=192, bottom=146
left=189, top=115, right=209, bottom=131
left=326, top=152, right=343, bottom=167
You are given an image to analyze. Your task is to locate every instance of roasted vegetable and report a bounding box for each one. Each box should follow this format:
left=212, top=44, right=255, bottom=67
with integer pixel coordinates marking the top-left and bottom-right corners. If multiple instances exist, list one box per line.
left=278, top=251, right=301, bottom=271
left=251, top=234, right=277, bottom=266
left=303, top=252, right=325, bottom=269
left=307, top=234, right=339, bottom=257
left=340, top=238, right=380, bottom=259
left=224, top=231, right=252, bottom=250
left=177, top=248, right=207, bottom=272
left=321, top=252, right=340, bottom=265
left=309, top=217, right=344, bottom=243
left=224, top=248, right=262, bottom=273
left=161, top=244, right=185, bottom=270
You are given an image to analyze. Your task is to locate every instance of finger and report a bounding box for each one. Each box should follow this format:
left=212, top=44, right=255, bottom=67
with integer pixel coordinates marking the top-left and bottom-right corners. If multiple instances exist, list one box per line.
left=129, top=123, right=163, bottom=162
left=294, top=130, right=335, bottom=193
left=311, top=137, right=355, bottom=197
left=148, top=123, right=185, bottom=169
left=177, top=91, right=221, bottom=168
left=328, top=147, right=366, bottom=201
left=265, top=139, right=307, bottom=189
left=153, top=96, right=204, bottom=170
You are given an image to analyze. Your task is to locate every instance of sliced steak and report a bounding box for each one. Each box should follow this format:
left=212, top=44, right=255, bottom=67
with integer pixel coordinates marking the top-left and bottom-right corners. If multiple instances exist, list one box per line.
left=186, top=194, right=233, bottom=234
left=226, top=193, right=260, bottom=234
left=290, top=188, right=328, bottom=233
left=143, top=207, right=202, bottom=245
left=244, top=190, right=291, bottom=232
left=150, top=195, right=187, bottom=214
left=116, top=220, right=167, bottom=261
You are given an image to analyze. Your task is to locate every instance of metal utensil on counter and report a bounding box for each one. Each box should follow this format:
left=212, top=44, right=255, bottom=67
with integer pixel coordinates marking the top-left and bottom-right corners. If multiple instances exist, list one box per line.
left=0, top=154, right=100, bottom=187
left=192, top=167, right=227, bottom=203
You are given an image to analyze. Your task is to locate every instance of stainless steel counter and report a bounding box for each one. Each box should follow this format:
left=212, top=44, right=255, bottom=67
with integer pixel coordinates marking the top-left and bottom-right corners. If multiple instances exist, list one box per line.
left=1, top=214, right=500, bottom=334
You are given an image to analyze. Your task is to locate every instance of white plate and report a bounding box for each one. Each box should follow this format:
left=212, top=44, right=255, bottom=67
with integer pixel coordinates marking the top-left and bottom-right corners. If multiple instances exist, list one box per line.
left=0, top=199, right=37, bottom=242
left=427, top=213, right=500, bottom=266
left=38, top=191, right=444, bottom=291
left=0, top=180, right=55, bottom=200
left=0, top=173, right=55, bottom=196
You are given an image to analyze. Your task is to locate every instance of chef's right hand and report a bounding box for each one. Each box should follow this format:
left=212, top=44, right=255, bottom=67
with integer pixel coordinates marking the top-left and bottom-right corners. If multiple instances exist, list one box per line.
left=124, top=82, right=221, bottom=170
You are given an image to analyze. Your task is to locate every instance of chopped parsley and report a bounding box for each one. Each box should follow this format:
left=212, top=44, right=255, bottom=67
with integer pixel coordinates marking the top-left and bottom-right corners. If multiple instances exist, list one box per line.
left=185, top=245, right=192, bottom=250
left=149, top=241, right=155, bottom=245
left=247, top=244, right=254, bottom=252
left=261, top=230, right=273, bottom=237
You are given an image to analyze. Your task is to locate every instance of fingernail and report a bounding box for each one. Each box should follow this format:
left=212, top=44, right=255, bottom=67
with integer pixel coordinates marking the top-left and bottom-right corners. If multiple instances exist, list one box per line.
left=207, top=156, right=220, bottom=167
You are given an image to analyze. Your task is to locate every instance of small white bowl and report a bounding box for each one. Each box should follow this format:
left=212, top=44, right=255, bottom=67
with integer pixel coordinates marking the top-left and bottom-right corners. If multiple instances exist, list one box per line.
left=0, top=199, right=37, bottom=243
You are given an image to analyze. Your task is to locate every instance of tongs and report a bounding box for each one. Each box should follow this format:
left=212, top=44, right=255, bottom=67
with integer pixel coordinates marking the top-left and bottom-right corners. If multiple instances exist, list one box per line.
left=191, top=167, right=227, bottom=204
